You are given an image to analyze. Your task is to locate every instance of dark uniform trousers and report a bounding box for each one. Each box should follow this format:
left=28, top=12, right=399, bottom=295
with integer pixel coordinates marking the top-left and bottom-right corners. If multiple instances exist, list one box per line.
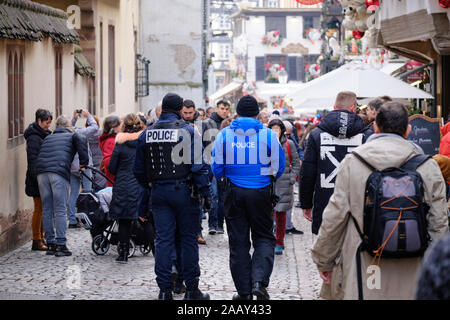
left=224, top=183, right=276, bottom=296
left=151, top=180, right=201, bottom=291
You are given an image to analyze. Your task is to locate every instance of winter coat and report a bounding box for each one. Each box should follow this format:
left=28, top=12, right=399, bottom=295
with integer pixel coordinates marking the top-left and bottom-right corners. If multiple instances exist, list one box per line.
left=300, top=110, right=367, bottom=234
left=439, top=121, right=450, bottom=158
left=36, top=127, right=89, bottom=182
left=212, top=117, right=285, bottom=189
left=311, top=133, right=449, bottom=300
left=108, top=131, right=144, bottom=220
left=24, top=122, right=52, bottom=197
left=274, top=135, right=301, bottom=212
left=202, top=112, right=225, bottom=149
left=70, top=115, right=98, bottom=174
left=99, top=133, right=117, bottom=187
left=415, top=233, right=450, bottom=300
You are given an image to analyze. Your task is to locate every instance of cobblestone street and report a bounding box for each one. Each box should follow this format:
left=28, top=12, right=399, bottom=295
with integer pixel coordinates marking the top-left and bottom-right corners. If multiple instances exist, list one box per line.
left=0, top=203, right=322, bottom=300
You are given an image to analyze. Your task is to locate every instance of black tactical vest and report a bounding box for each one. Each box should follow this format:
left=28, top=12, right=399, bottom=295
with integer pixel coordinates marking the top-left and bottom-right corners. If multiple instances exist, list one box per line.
left=145, top=120, right=191, bottom=181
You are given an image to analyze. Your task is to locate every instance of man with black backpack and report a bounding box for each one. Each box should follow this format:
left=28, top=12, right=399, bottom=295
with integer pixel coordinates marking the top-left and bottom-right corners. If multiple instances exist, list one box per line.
left=311, top=102, right=449, bottom=300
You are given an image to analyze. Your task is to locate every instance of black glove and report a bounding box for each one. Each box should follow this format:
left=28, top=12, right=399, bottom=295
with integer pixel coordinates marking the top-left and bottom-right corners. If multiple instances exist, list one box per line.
left=202, top=195, right=214, bottom=212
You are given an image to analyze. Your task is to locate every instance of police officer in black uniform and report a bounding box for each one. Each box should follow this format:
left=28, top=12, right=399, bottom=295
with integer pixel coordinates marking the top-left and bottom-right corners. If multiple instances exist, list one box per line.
left=134, top=93, right=212, bottom=300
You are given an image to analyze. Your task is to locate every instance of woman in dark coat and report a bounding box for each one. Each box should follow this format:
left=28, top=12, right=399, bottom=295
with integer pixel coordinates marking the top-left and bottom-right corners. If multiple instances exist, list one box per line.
left=108, top=114, right=145, bottom=263
left=24, top=109, right=53, bottom=251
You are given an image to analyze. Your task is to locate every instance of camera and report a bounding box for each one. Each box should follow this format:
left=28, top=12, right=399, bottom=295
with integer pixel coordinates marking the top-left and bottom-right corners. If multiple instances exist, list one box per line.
left=76, top=109, right=83, bottom=114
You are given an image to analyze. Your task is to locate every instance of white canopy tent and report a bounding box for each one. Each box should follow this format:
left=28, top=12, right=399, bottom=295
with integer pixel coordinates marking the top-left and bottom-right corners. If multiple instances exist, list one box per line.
left=286, top=62, right=434, bottom=110
left=209, top=81, right=243, bottom=106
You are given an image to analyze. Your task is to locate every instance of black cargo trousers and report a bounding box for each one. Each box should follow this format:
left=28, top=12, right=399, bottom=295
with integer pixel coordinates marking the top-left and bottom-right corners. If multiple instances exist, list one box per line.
left=224, top=183, right=276, bottom=296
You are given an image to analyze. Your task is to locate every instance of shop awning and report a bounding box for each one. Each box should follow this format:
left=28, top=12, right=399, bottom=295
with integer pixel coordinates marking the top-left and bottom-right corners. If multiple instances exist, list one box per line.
left=209, top=81, right=243, bottom=104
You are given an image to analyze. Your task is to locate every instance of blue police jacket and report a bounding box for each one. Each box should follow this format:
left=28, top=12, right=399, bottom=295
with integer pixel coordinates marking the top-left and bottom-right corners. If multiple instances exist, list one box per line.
left=133, top=112, right=211, bottom=197
left=211, top=117, right=285, bottom=189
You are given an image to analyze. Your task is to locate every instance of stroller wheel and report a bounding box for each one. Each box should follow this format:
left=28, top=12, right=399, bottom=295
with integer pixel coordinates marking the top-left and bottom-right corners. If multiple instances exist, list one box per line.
left=117, top=239, right=136, bottom=258
left=139, top=245, right=152, bottom=256
left=92, top=235, right=110, bottom=255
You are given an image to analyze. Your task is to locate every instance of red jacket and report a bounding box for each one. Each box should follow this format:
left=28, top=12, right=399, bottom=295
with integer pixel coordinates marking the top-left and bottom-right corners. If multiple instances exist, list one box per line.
left=439, top=122, right=450, bottom=158
left=99, top=133, right=116, bottom=187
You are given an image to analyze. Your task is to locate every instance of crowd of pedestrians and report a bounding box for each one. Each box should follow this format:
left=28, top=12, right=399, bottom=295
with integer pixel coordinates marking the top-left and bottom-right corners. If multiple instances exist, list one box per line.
left=23, top=90, right=450, bottom=300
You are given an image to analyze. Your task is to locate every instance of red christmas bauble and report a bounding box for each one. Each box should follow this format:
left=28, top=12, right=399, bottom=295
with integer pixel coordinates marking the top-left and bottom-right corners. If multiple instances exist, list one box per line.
left=439, top=0, right=450, bottom=8
left=365, top=0, right=380, bottom=8
left=353, top=30, right=365, bottom=39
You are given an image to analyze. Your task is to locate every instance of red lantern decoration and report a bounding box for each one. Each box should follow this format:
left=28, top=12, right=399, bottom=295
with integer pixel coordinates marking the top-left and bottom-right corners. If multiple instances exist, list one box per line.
left=296, top=0, right=324, bottom=4
left=439, top=0, right=450, bottom=8
left=365, top=0, right=380, bottom=7
left=353, top=30, right=365, bottom=39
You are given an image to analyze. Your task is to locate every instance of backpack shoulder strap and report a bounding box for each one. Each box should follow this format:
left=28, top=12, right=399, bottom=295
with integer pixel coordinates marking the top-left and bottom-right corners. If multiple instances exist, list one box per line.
left=286, top=139, right=292, bottom=165
left=401, top=154, right=432, bottom=171
left=351, top=151, right=376, bottom=172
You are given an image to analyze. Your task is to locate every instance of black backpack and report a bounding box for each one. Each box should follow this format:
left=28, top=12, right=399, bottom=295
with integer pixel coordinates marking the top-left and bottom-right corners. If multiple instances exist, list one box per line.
left=351, top=151, right=431, bottom=299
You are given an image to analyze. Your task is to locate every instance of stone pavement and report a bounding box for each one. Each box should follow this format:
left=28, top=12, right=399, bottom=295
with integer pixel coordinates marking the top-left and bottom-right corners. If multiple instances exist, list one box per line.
left=0, top=204, right=322, bottom=300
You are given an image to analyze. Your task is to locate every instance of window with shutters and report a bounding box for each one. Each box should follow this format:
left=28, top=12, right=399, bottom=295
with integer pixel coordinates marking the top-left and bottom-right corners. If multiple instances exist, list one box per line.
left=264, top=55, right=286, bottom=83
left=108, top=24, right=116, bottom=112
left=265, top=16, right=286, bottom=38
left=7, top=45, right=25, bottom=148
left=303, top=16, right=314, bottom=31
left=55, top=47, right=63, bottom=118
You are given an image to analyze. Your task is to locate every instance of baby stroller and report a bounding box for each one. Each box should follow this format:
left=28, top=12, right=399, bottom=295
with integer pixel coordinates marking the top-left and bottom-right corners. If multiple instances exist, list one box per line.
left=75, top=166, right=155, bottom=257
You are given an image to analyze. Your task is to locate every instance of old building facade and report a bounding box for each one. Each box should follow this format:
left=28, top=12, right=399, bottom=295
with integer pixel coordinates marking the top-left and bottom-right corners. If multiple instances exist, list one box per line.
left=0, top=0, right=142, bottom=255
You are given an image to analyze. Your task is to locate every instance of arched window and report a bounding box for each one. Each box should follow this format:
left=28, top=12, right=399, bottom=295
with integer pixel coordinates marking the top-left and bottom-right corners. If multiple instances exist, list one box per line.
left=7, top=45, right=25, bottom=147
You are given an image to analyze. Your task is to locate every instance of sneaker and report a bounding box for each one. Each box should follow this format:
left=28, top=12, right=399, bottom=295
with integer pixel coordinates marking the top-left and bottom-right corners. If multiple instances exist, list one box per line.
left=46, top=243, right=57, bottom=256
left=198, top=236, right=206, bottom=245
left=208, top=227, right=217, bottom=235
left=274, top=245, right=283, bottom=255
left=54, top=245, right=72, bottom=257
left=286, top=227, right=304, bottom=235
left=216, top=227, right=224, bottom=234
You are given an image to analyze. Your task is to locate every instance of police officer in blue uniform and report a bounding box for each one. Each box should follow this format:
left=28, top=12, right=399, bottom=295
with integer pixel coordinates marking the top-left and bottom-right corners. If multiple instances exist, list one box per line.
left=134, top=93, right=212, bottom=300
left=212, top=95, right=285, bottom=300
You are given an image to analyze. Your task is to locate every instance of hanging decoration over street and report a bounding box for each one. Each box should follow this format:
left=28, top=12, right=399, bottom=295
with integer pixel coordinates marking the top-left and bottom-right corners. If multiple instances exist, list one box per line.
left=352, top=30, right=364, bottom=39
left=341, top=0, right=379, bottom=43
left=439, top=0, right=450, bottom=8
left=262, top=30, right=283, bottom=47
left=296, top=0, right=324, bottom=4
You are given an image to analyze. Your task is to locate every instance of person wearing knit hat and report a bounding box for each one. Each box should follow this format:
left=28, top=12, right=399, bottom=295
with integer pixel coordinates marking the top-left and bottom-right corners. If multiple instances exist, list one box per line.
left=211, top=95, right=286, bottom=300
left=236, top=95, right=260, bottom=117
left=282, top=121, right=293, bottom=133
left=162, top=93, right=184, bottom=113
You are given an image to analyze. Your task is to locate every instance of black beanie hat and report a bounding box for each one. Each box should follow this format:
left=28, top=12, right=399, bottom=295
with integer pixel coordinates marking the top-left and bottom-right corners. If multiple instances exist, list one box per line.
left=162, top=93, right=183, bottom=112
left=236, top=95, right=260, bottom=117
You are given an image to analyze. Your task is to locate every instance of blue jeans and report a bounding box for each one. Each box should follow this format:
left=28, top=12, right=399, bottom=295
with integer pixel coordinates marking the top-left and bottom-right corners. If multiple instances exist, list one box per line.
left=37, top=173, right=70, bottom=246
left=208, top=177, right=219, bottom=229
left=67, top=171, right=92, bottom=225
